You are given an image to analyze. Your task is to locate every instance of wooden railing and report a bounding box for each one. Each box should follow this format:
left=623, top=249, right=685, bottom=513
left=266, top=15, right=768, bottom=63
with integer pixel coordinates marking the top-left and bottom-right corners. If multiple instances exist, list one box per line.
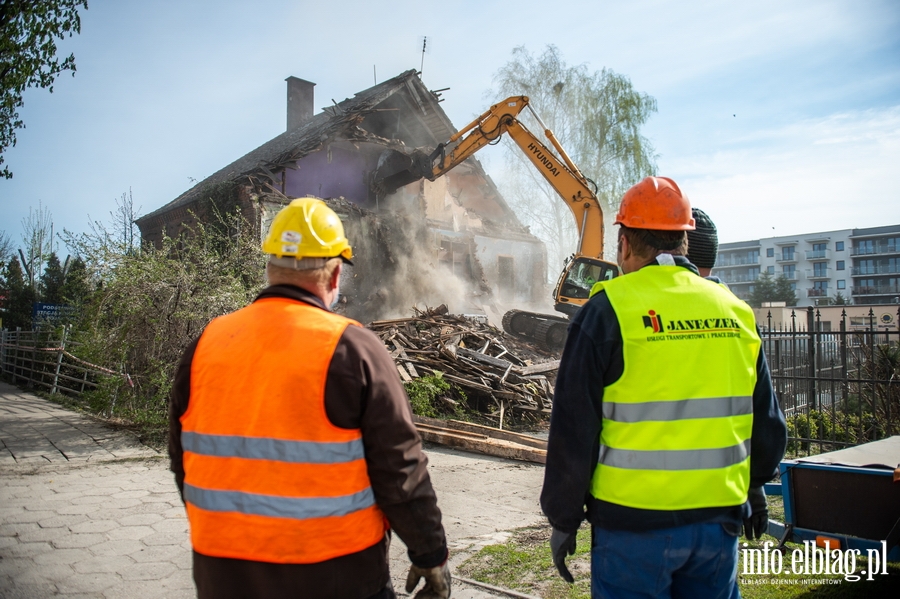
left=0, top=327, right=129, bottom=398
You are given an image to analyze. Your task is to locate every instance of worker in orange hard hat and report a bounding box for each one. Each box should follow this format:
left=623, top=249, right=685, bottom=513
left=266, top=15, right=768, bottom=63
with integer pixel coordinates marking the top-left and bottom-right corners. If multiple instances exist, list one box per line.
left=542, top=177, right=786, bottom=598
left=169, top=197, right=450, bottom=599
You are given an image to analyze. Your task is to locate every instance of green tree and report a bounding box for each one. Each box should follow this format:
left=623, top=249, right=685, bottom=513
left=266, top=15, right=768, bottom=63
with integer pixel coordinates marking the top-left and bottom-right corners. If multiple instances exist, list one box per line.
left=748, top=272, right=797, bottom=307
left=774, top=275, right=798, bottom=306
left=59, top=254, right=90, bottom=306
left=1, top=256, right=35, bottom=329
left=39, top=251, right=65, bottom=302
left=490, top=45, right=657, bottom=270
left=0, top=0, right=89, bottom=178
left=833, top=291, right=848, bottom=305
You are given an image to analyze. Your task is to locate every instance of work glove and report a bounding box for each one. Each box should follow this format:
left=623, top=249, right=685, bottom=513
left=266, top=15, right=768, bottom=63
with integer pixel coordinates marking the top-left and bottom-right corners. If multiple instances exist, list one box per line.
left=743, top=486, right=769, bottom=540
left=405, top=561, right=451, bottom=599
left=550, top=527, right=577, bottom=583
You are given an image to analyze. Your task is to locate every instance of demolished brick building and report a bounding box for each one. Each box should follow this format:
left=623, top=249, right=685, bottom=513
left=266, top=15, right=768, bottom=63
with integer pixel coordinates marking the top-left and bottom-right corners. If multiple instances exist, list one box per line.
left=135, top=70, right=547, bottom=321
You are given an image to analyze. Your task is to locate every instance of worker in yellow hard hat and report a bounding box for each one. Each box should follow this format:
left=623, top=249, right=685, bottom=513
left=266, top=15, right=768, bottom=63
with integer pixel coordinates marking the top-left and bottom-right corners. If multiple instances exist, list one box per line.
left=169, top=197, right=450, bottom=599
left=541, top=177, right=787, bottom=598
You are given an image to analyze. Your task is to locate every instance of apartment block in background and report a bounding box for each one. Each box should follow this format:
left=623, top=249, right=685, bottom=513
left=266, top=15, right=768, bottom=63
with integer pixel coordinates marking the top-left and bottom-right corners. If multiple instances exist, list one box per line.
left=712, top=224, right=900, bottom=307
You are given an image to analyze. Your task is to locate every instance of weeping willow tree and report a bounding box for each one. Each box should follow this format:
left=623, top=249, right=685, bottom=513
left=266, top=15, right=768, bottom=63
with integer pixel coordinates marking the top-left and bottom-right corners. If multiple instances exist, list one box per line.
left=490, top=45, right=658, bottom=272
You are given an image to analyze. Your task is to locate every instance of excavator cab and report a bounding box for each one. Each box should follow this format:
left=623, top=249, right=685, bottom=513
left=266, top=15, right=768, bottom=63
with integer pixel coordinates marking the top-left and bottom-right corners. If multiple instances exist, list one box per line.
left=554, top=256, right=619, bottom=317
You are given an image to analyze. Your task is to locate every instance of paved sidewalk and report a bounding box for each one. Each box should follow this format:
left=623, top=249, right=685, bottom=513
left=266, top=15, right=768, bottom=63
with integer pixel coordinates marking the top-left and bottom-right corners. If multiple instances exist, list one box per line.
left=0, top=381, right=546, bottom=598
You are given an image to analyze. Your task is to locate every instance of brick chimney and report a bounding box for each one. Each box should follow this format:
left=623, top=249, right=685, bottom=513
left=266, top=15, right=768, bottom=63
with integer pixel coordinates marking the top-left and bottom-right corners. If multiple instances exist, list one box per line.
left=286, top=76, right=315, bottom=131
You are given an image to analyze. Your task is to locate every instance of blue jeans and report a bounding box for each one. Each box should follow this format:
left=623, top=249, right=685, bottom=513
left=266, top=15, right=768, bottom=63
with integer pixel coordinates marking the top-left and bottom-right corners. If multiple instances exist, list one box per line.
left=591, top=522, right=741, bottom=599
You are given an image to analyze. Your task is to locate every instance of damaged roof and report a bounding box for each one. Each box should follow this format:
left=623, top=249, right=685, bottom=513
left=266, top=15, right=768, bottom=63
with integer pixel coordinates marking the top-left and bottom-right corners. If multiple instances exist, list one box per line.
left=138, top=70, right=456, bottom=224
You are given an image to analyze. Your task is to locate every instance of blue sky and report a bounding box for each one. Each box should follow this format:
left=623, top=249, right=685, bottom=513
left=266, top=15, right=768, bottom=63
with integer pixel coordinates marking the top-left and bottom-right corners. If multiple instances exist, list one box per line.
left=1, top=0, right=898, bottom=252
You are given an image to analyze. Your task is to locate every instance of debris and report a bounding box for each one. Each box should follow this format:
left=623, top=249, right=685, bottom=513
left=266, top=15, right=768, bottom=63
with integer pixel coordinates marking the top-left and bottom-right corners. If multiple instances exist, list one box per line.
left=413, top=415, right=547, bottom=464
left=367, top=305, right=559, bottom=423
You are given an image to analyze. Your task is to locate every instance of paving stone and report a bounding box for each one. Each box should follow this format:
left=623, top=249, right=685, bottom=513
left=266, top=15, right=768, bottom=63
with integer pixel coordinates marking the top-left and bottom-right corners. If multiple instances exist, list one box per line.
left=0, top=507, right=25, bottom=521
left=128, top=544, right=190, bottom=564
left=55, top=570, right=122, bottom=593
left=32, top=547, right=93, bottom=566
left=51, top=532, right=107, bottom=549
left=138, top=493, right=175, bottom=504
left=116, top=513, right=163, bottom=527
left=0, top=522, right=40, bottom=537
left=150, top=518, right=187, bottom=534
left=106, top=525, right=155, bottom=541
left=89, top=538, right=146, bottom=557
left=70, top=519, right=118, bottom=534
left=141, top=531, right=188, bottom=547
left=70, top=493, right=114, bottom=505
left=162, top=507, right=186, bottom=519
left=16, top=525, right=64, bottom=543
left=38, top=514, right=88, bottom=529
left=2, top=509, right=55, bottom=524
left=0, top=581, right=59, bottom=599
left=0, top=535, right=18, bottom=549
left=57, top=503, right=105, bottom=515
left=160, top=566, right=195, bottom=590
left=102, top=578, right=185, bottom=599
left=72, top=554, right=136, bottom=574
left=0, top=555, right=32, bottom=577
left=3, top=541, right=52, bottom=558
left=118, top=560, right=177, bottom=581
left=5, top=561, right=71, bottom=585
left=102, top=497, right=144, bottom=510
left=111, top=489, right=150, bottom=500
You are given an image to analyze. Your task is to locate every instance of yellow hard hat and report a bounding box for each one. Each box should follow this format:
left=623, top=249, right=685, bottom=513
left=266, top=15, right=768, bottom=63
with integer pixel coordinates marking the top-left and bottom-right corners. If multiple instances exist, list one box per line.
left=262, top=197, right=353, bottom=263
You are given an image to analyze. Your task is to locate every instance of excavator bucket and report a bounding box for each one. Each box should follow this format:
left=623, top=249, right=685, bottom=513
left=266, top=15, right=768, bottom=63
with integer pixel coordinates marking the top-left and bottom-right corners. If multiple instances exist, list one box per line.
left=371, top=148, right=434, bottom=197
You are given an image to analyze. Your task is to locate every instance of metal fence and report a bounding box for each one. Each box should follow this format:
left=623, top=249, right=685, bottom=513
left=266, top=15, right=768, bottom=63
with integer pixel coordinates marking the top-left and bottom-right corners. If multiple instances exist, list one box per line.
left=761, top=307, right=900, bottom=455
left=0, top=327, right=129, bottom=399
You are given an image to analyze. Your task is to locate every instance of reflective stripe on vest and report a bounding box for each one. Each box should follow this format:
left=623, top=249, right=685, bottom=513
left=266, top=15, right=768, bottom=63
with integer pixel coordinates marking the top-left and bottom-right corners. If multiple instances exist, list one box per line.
left=181, top=297, right=387, bottom=564
left=589, top=266, right=760, bottom=511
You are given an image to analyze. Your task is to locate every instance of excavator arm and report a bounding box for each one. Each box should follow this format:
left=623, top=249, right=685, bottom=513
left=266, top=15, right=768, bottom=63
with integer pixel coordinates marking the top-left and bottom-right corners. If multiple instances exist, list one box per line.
left=371, top=95, right=619, bottom=347
left=407, top=96, right=604, bottom=260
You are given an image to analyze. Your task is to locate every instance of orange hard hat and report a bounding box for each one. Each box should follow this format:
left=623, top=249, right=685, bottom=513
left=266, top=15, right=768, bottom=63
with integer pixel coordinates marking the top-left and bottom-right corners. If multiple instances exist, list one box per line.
left=615, top=176, right=695, bottom=231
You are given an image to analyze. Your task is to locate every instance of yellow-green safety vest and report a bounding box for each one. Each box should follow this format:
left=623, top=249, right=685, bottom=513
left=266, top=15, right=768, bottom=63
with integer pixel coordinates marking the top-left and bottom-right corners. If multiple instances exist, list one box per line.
left=589, top=265, right=760, bottom=511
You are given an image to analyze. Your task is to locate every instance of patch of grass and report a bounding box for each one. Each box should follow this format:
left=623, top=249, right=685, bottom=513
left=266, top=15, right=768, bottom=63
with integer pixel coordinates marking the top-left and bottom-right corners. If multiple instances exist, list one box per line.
left=458, top=525, right=592, bottom=599
left=458, top=518, right=899, bottom=599
left=404, top=372, right=469, bottom=420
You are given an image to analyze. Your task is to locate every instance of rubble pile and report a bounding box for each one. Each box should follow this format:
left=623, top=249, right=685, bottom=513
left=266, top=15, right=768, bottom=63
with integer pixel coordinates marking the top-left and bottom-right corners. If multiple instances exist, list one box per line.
left=367, top=305, right=560, bottom=425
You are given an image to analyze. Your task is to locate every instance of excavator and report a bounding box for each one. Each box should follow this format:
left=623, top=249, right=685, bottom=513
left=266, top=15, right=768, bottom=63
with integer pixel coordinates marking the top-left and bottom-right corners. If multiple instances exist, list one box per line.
left=371, top=96, right=619, bottom=348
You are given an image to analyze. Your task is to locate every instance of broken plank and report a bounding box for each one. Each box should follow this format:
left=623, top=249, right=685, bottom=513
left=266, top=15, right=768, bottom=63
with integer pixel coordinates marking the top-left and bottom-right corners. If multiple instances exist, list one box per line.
left=437, top=371, right=493, bottom=393
left=414, top=416, right=548, bottom=449
left=515, top=360, right=560, bottom=376
left=412, top=418, right=546, bottom=464
left=457, top=347, right=513, bottom=370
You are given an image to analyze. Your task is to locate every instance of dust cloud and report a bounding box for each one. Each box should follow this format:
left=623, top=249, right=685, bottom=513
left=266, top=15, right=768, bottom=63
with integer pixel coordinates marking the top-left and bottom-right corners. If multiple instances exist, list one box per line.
left=326, top=197, right=493, bottom=323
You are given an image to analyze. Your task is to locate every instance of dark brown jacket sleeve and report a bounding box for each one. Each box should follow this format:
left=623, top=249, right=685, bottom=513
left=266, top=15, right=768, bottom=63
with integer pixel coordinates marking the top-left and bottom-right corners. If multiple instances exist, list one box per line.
left=325, top=324, right=448, bottom=569
left=168, top=336, right=199, bottom=501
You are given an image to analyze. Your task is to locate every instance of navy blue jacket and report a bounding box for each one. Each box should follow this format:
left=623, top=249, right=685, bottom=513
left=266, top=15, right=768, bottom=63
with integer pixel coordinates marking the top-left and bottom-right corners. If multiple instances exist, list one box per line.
left=540, top=256, right=787, bottom=533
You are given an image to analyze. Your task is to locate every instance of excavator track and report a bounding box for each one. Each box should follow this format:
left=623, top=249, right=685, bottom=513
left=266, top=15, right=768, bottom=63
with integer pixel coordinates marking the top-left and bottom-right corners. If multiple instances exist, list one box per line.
left=501, top=309, right=569, bottom=350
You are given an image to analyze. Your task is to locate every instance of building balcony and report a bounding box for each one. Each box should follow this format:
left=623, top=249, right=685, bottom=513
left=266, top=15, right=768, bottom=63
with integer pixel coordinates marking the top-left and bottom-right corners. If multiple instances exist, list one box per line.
left=718, top=273, right=758, bottom=284
left=851, top=244, right=899, bottom=256
left=807, top=288, right=829, bottom=298
left=805, top=249, right=831, bottom=260
left=852, top=284, right=900, bottom=296
left=715, top=256, right=759, bottom=267
left=806, top=268, right=831, bottom=280
left=775, top=255, right=798, bottom=263
left=781, top=272, right=800, bottom=281
left=851, top=265, right=900, bottom=276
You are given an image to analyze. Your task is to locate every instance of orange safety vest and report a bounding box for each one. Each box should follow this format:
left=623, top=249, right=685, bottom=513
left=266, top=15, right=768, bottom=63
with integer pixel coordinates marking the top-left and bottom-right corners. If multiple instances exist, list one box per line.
left=181, top=296, right=388, bottom=564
